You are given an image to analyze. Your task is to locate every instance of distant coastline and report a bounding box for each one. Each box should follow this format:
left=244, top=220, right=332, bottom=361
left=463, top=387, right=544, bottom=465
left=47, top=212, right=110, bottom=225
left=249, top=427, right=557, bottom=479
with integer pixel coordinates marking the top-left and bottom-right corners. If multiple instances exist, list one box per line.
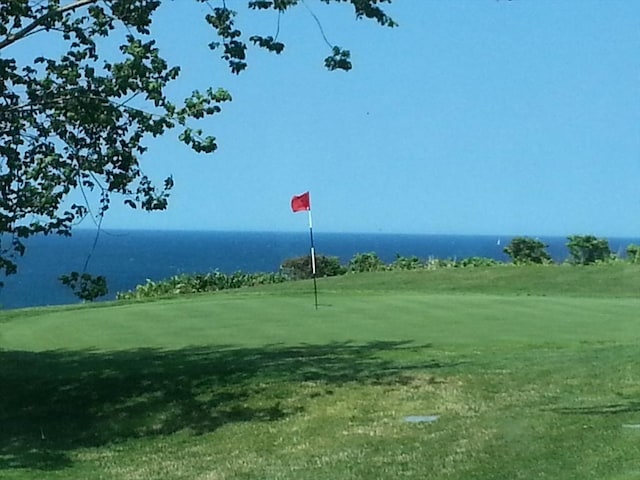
left=2, top=231, right=639, bottom=310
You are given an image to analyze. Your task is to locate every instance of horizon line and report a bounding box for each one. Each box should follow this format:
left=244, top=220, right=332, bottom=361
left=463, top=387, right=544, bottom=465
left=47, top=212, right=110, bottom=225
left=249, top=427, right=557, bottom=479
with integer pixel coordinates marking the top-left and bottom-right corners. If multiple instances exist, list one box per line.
left=69, top=228, right=640, bottom=239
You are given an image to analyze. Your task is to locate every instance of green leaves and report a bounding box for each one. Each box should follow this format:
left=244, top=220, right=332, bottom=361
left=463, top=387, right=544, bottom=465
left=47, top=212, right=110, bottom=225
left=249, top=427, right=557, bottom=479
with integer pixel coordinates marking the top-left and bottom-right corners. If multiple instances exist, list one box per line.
left=281, top=254, right=346, bottom=280
left=324, top=46, right=352, bottom=71
left=348, top=252, right=385, bottom=272
left=116, top=270, right=288, bottom=300
left=205, top=7, right=247, bottom=74
left=504, top=237, right=552, bottom=265
left=249, top=35, right=285, bottom=54
left=0, top=0, right=395, bottom=290
left=59, top=271, right=108, bottom=302
left=566, top=235, right=612, bottom=265
left=248, top=1, right=275, bottom=10
left=349, top=0, right=397, bottom=27
left=179, top=128, right=218, bottom=154
left=626, top=244, right=640, bottom=264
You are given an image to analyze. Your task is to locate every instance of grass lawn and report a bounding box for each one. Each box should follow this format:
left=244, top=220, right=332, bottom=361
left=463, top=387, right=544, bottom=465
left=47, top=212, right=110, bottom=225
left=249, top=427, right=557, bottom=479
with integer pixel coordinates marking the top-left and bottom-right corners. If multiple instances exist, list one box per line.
left=1, top=264, right=639, bottom=479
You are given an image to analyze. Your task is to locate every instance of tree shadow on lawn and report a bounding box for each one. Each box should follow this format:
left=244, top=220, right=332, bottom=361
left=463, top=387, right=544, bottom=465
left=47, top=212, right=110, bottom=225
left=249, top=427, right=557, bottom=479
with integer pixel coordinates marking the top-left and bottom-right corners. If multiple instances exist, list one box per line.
left=553, top=401, right=640, bottom=416
left=0, top=340, right=447, bottom=472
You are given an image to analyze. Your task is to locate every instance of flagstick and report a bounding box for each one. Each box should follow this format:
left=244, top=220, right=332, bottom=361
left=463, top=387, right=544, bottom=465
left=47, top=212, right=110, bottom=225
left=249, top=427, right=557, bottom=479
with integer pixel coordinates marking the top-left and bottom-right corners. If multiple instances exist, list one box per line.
left=308, top=209, right=318, bottom=310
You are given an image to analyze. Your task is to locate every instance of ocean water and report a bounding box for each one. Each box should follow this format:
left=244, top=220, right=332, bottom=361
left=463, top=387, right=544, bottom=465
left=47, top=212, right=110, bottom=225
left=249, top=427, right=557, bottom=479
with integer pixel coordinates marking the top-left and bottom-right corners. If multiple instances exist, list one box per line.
left=1, top=230, right=637, bottom=310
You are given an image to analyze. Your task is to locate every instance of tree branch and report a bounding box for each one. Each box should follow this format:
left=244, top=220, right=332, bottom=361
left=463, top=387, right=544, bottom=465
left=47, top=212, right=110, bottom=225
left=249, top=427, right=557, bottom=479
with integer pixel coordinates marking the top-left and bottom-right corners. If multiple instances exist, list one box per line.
left=0, top=0, right=99, bottom=51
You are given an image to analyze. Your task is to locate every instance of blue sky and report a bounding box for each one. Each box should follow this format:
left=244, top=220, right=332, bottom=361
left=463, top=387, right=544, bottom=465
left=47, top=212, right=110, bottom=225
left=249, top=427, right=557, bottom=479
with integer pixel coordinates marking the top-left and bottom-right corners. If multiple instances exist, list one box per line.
left=72, top=1, right=640, bottom=236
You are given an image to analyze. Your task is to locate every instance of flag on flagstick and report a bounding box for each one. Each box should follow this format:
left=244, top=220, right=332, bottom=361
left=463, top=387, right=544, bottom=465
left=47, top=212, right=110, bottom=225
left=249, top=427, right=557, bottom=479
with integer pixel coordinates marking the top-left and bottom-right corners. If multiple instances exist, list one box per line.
left=291, top=192, right=310, bottom=212
left=291, top=191, right=318, bottom=310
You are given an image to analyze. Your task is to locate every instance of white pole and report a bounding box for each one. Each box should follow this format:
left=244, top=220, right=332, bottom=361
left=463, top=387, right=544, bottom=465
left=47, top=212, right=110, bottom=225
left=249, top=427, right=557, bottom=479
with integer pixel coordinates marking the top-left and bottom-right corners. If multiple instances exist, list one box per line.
left=308, top=208, right=318, bottom=309
left=308, top=209, right=316, bottom=275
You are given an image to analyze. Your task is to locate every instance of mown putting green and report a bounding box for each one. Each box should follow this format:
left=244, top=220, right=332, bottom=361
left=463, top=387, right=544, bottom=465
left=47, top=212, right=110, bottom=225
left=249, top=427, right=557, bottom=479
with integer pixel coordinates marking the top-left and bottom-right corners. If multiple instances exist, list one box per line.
left=1, top=265, right=639, bottom=479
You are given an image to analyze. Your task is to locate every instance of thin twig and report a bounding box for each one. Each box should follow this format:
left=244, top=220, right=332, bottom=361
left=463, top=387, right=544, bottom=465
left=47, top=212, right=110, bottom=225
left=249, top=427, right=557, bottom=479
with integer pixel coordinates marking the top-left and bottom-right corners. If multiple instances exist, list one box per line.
left=300, top=0, right=334, bottom=49
left=82, top=206, right=103, bottom=273
left=274, top=10, right=281, bottom=41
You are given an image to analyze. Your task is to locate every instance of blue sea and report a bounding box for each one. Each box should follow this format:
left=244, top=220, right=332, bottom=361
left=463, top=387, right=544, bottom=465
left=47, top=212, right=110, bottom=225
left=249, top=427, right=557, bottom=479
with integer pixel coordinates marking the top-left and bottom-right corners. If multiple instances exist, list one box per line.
left=1, top=230, right=638, bottom=310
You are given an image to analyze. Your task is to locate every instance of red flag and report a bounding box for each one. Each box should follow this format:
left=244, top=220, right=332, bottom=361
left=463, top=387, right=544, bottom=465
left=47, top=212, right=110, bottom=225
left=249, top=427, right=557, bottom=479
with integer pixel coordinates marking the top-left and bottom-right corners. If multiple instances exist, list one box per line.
left=291, top=192, right=311, bottom=212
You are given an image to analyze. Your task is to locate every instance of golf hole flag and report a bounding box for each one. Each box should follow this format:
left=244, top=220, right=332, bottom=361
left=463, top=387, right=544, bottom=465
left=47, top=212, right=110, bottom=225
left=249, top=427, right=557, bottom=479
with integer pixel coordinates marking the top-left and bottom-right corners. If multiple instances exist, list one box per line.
left=290, top=191, right=318, bottom=309
left=291, top=191, right=310, bottom=212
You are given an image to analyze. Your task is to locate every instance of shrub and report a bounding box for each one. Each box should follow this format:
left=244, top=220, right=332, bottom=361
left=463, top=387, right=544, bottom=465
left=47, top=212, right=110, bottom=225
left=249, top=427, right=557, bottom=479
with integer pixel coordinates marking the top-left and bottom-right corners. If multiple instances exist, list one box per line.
left=503, top=237, right=552, bottom=265
left=348, top=252, right=386, bottom=273
left=280, top=254, right=346, bottom=280
left=626, top=244, right=640, bottom=264
left=116, top=270, right=287, bottom=300
left=457, top=257, right=501, bottom=267
left=390, top=254, right=422, bottom=270
left=425, top=257, right=457, bottom=269
left=566, top=235, right=612, bottom=265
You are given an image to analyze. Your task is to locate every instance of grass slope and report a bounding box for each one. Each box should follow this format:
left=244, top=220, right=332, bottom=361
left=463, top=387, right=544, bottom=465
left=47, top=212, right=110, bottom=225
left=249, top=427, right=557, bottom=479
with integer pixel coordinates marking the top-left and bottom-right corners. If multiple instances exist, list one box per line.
left=1, top=265, right=639, bottom=479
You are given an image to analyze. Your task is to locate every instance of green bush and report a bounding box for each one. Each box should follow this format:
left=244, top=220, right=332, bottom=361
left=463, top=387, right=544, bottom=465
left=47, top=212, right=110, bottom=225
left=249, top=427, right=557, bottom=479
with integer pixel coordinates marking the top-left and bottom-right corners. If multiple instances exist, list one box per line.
left=115, top=246, right=520, bottom=302
left=280, top=254, right=346, bottom=280
left=390, top=254, right=422, bottom=270
left=457, top=257, right=501, bottom=268
left=116, top=270, right=287, bottom=300
left=425, top=257, right=458, bottom=269
left=503, top=237, right=552, bottom=265
left=348, top=252, right=386, bottom=273
left=566, top=235, right=612, bottom=265
left=626, top=244, right=640, bottom=264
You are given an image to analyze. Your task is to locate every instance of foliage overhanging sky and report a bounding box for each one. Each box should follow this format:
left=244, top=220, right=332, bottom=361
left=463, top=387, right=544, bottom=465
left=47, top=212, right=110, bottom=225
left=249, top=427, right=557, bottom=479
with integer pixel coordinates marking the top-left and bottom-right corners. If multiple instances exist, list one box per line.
left=18, top=0, right=640, bottom=236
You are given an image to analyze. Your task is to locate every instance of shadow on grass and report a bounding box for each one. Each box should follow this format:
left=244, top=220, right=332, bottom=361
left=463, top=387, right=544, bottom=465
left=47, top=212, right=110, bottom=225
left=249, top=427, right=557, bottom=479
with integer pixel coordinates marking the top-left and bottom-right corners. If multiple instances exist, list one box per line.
left=0, top=340, right=445, bottom=472
left=553, top=401, right=640, bottom=416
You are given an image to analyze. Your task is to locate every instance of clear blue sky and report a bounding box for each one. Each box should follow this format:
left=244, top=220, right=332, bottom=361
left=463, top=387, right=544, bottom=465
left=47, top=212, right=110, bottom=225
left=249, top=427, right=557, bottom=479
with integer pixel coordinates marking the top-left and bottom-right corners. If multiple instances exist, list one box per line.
left=73, top=1, right=640, bottom=236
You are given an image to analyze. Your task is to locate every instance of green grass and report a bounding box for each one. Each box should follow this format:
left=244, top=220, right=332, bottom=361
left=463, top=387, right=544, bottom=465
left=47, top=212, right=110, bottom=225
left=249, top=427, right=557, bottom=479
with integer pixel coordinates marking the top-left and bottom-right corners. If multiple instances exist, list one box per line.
left=1, top=264, right=640, bottom=479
